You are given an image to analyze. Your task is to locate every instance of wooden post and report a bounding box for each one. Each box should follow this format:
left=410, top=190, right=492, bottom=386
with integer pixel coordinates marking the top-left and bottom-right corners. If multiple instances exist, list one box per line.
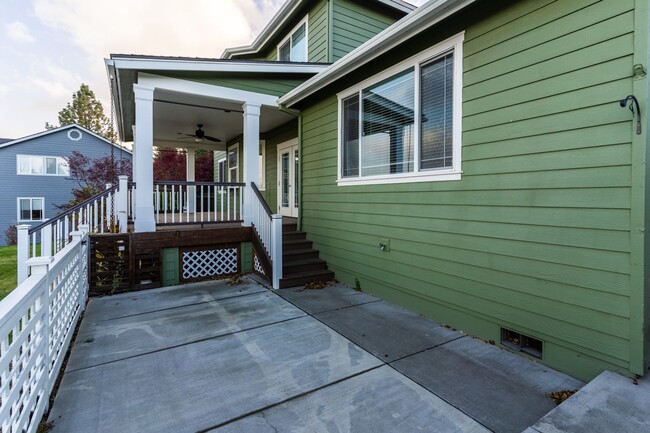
left=117, top=175, right=129, bottom=233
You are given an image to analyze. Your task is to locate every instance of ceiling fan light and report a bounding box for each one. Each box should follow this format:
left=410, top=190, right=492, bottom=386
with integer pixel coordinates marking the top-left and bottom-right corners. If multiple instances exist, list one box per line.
left=194, top=137, right=203, bottom=143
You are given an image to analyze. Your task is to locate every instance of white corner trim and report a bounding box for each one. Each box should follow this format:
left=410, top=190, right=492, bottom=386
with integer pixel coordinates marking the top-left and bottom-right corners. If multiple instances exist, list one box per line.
left=279, top=0, right=475, bottom=107
left=138, top=73, right=280, bottom=107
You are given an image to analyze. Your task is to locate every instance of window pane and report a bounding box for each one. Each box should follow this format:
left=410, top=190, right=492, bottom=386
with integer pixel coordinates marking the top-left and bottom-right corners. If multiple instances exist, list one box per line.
left=46, top=157, right=57, bottom=174
left=18, top=156, right=30, bottom=174
left=291, top=24, right=306, bottom=62
left=218, top=160, right=226, bottom=183
left=342, top=95, right=360, bottom=177
left=31, top=199, right=43, bottom=220
left=20, top=199, right=30, bottom=220
left=362, top=69, right=415, bottom=176
left=31, top=156, right=43, bottom=174
left=279, top=41, right=291, bottom=61
left=58, top=158, right=70, bottom=176
left=421, top=52, right=454, bottom=170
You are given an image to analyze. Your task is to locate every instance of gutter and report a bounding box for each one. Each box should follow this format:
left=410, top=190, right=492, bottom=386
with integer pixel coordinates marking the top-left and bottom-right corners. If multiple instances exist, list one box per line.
left=279, top=0, right=474, bottom=108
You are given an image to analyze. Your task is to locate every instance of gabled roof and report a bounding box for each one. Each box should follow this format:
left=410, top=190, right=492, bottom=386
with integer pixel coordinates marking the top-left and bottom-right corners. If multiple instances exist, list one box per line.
left=222, top=0, right=417, bottom=59
left=0, top=138, right=13, bottom=145
left=279, top=0, right=475, bottom=107
left=0, top=124, right=132, bottom=154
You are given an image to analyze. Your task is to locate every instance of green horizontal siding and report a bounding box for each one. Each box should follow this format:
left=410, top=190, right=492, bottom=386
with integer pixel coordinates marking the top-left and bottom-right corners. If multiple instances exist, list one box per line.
left=300, top=0, right=642, bottom=380
left=262, top=121, right=298, bottom=212
left=331, top=0, right=396, bottom=61
left=309, top=0, right=329, bottom=62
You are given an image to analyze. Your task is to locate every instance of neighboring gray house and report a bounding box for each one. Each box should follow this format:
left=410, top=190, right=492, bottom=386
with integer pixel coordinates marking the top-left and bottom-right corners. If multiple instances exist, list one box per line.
left=0, top=124, right=131, bottom=246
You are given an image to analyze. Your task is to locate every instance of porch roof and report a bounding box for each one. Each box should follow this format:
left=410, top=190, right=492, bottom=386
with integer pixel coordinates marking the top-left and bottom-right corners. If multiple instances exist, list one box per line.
left=106, top=56, right=328, bottom=143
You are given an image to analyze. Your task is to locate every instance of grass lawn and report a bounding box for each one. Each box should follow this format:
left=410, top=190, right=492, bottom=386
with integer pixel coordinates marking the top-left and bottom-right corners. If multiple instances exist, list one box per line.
left=0, top=245, right=17, bottom=301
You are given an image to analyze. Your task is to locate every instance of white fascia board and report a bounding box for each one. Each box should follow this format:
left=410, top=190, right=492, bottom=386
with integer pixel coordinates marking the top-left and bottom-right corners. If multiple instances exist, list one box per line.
left=279, top=0, right=474, bottom=107
left=221, top=0, right=416, bottom=59
left=138, top=73, right=280, bottom=107
left=110, top=57, right=328, bottom=74
left=0, top=123, right=131, bottom=154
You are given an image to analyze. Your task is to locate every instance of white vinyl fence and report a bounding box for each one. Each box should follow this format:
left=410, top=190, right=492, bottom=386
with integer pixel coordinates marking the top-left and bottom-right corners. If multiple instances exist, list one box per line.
left=0, top=227, right=89, bottom=433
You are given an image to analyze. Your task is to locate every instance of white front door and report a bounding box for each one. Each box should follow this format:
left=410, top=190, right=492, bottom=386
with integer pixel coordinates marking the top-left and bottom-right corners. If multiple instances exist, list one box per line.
left=277, top=139, right=299, bottom=217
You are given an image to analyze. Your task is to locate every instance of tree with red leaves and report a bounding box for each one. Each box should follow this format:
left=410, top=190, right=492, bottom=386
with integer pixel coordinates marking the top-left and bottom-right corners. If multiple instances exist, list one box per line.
left=58, top=150, right=132, bottom=209
left=153, top=148, right=214, bottom=181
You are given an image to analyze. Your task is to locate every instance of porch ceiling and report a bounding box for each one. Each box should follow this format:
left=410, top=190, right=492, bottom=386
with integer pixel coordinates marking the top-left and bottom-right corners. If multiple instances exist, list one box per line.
left=152, top=89, right=295, bottom=151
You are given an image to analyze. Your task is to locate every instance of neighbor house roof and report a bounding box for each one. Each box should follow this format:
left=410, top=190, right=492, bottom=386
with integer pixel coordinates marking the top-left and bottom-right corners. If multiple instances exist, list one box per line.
left=221, top=0, right=417, bottom=59
left=0, top=124, right=131, bottom=154
left=0, top=138, right=13, bottom=145
left=279, top=0, right=476, bottom=108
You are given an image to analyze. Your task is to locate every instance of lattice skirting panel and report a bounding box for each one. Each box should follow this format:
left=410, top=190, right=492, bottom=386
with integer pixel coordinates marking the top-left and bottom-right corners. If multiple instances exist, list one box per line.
left=181, top=246, right=239, bottom=281
left=253, top=250, right=266, bottom=277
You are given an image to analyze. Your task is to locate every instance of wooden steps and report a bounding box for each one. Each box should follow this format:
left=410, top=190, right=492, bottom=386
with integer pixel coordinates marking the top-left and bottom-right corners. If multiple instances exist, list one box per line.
left=280, top=219, right=334, bottom=289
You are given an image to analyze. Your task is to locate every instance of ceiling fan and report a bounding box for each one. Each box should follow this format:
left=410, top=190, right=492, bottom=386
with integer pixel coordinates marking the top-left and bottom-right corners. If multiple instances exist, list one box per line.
left=176, top=124, right=221, bottom=143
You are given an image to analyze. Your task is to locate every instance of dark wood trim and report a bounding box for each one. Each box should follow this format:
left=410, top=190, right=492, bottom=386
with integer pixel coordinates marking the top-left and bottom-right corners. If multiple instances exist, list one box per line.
left=132, top=227, right=251, bottom=250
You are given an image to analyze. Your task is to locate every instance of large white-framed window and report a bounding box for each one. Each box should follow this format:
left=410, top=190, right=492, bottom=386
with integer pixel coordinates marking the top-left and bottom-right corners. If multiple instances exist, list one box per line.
left=277, top=17, right=308, bottom=62
left=337, top=32, right=464, bottom=186
left=228, top=144, right=239, bottom=183
left=17, top=155, right=70, bottom=176
left=258, top=140, right=266, bottom=190
left=18, top=197, right=44, bottom=222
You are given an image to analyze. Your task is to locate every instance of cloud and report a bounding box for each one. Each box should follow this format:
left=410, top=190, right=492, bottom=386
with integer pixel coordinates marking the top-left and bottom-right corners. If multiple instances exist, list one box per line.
left=33, top=0, right=283, bottom=60
left=6, top=21, right=35, bottom=43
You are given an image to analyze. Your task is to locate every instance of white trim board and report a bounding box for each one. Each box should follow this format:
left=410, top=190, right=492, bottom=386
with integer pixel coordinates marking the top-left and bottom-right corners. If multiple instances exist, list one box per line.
left=107, top=57, right=328, bottom=74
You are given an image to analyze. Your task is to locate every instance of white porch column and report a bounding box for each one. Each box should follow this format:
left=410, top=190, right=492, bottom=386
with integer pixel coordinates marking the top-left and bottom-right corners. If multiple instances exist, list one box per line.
left=133, top=84, right=156, bottom=233
left=242, top=103, right=261, bottom=226
left=186, top=148, right=196, bottom=213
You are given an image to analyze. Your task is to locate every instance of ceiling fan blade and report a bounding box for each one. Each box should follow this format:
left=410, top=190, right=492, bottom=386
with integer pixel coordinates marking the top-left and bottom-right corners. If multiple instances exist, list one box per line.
left=204, top=135, right=221, bottom=142
left=177, top=133, right=195, bottom=137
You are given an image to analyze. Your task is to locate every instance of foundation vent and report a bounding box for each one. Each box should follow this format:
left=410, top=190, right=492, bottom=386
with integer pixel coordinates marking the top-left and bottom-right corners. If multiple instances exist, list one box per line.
left=500, top=327, right=543, bottom=359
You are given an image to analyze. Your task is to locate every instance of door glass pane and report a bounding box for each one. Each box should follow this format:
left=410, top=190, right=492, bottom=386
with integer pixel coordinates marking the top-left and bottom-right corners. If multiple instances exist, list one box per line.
left=31, top=156, right=43, bottom=174
left=421, top=52, right=454, bottom=170
left=20, top=199, right=30, bottom=220
left=46, top=157, right=57, bottom=174
left=32, top=199, right=43, bottom=220
left=281, top=153, right=290, bottom=207
left=294, top=149, right=299, bottom=208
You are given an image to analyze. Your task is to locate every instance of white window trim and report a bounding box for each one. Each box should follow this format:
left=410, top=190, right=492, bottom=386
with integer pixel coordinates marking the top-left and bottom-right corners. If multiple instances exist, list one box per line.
left=336, top=32, right=464, bottom=186
left=259, top=140, right=266, bottom=191
left=228, top=143, right=239, bottom=183
left=17, top=154, right=70, bottom=176
left=17, top=197, right=45, bottom=222
left=217, top=157, right=227, bottom=183
left=276, top=16, right=309, bottom=62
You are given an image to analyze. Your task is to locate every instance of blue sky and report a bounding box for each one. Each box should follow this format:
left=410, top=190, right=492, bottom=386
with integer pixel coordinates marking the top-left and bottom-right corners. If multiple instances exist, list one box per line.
left=0, top=0, right=422, bottom=139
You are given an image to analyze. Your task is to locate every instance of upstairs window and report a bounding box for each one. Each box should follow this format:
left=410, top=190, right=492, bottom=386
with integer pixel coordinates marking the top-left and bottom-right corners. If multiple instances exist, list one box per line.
left=17, top=155, right=70, bottom=176
left=338, top=33, right=464, bottom=185
left=278, top=18, right=308, bottom=62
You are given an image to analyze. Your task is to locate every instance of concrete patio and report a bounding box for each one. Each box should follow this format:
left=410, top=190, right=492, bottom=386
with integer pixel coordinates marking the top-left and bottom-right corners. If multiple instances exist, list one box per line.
left=47, top=277, right=645, bottom=433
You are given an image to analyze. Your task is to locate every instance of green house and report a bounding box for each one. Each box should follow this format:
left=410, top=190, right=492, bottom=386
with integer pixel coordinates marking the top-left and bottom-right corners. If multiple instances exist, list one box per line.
left=108, top=0, right=649, bottom=381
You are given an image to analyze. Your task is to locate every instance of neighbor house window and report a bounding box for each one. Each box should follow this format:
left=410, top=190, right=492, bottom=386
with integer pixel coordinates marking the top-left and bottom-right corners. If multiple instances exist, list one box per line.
left=278, top=18, right=308, bottom=62
left=17, top=155, right=69, bottom=176
left=18, top=197, right=44, bottom=221
left=338, top=33, right=463, bottom=185
left=228, top=144, right=239, bottom=183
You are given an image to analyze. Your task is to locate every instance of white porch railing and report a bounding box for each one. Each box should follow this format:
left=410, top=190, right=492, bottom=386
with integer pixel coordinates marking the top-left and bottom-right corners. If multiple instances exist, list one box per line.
left=17, top=176, right=130, bottom=285
left=0, top=227, right=89, bottom=433
left=153, top=181, right=245, bottom=225
left=251, top=182, right=282, bottom=289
